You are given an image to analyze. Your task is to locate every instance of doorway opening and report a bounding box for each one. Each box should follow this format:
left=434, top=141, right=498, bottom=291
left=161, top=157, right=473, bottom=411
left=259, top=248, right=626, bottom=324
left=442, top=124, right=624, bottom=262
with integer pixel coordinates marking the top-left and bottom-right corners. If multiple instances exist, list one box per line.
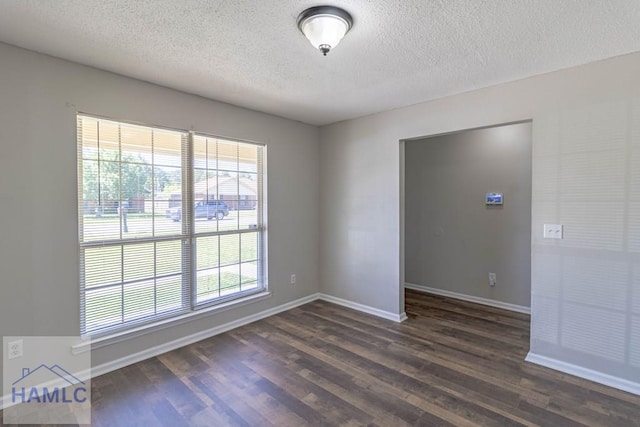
left=400, top=121, right=533, bottom=315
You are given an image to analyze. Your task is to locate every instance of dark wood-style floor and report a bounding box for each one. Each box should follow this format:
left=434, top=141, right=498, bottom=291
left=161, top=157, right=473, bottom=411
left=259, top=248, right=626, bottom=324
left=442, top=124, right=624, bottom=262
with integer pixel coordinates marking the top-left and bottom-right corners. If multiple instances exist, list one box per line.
left=3, top=289, right=639, bottom=426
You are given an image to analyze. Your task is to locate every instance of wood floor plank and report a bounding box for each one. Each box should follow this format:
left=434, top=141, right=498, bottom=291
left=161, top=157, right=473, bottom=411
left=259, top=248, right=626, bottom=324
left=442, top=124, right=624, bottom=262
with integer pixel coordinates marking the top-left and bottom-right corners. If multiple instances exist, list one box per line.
left=191, top=336, right=310, bottom=427
left=267, top=312, right=525, bottom=411
left=262, top=321, right=522, bottom=426
left=235, top=326, right=453, bottom=425
left=244, top=319, right=511, bottom=426
left=2, top=288, right=638, bottom=426
left=241, top=354, right=374, bottom=425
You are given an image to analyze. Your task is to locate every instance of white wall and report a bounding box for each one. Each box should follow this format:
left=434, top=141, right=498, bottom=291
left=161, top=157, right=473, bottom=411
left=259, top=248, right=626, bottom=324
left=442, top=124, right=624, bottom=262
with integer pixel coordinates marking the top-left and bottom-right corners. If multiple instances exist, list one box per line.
left=320, top=52, right=640, bottom=390
left=0, top=43, right=320, bottom=373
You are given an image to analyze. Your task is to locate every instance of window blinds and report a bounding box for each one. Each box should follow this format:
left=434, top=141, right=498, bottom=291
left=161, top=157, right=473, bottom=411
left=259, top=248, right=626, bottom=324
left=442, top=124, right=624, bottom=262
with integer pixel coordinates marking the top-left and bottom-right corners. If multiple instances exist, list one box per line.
left=78, top=115, right=264, bottom=336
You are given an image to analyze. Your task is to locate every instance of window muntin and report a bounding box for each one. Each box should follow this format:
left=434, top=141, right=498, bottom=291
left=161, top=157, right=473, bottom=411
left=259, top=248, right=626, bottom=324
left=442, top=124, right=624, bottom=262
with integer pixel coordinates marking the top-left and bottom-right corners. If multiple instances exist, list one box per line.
left=78, top=115, right=265, bottom=336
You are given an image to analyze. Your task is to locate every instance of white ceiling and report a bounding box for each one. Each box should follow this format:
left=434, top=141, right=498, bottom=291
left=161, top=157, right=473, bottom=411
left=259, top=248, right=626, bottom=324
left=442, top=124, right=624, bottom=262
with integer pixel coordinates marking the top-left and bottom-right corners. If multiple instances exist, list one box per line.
left=0, top=1, right=639, bottom=126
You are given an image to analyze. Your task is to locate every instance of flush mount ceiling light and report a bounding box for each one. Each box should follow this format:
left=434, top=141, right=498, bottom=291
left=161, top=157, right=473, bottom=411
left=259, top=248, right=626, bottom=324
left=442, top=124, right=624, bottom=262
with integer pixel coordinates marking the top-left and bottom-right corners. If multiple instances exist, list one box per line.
left=297, top=6, right=353, bottom=56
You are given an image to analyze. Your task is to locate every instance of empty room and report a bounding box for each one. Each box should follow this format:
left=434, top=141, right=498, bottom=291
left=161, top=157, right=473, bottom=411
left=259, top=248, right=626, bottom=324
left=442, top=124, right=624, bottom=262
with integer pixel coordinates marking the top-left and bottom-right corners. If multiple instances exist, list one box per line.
left=1, top=1, right=639, bottom=425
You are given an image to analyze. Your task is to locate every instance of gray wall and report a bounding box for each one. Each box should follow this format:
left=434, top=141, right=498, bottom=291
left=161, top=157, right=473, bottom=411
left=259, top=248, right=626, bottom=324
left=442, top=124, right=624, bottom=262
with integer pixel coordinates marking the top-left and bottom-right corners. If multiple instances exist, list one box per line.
left=0, top=42, right=320, bottom=379
left=405, top=123, right=532, bottom=307
left=531, top=100, right=640, bottom=383
left=320, top=51, right=640, bottom=390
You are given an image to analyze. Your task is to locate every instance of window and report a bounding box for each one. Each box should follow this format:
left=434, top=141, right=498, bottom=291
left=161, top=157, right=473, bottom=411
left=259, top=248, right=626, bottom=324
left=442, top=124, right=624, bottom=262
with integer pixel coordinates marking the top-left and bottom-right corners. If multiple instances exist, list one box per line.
left=78, top=115, right=265, bottom=336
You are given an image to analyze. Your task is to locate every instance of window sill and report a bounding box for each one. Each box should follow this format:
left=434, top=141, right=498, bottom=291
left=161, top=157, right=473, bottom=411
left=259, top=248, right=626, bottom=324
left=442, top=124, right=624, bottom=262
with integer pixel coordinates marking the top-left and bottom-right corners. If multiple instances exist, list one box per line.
left=72, top=290, right=271, bottom=355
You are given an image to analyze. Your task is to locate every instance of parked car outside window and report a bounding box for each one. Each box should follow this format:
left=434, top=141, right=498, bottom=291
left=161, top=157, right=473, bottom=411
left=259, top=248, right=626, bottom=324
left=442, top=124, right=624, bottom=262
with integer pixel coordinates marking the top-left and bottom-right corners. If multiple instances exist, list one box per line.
left=168, top=201, right=229, bottom=222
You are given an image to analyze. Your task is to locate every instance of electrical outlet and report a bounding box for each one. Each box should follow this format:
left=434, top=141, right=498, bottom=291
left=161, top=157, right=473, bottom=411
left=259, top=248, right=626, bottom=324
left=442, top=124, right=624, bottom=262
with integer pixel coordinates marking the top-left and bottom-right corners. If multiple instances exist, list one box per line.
left=543, top=224, right=563, bottom=239
left=290, top=274, right=296, bottom=285
left=8, top=339, right=23, bottom=359
left=489, top=273, right=497, bottom=287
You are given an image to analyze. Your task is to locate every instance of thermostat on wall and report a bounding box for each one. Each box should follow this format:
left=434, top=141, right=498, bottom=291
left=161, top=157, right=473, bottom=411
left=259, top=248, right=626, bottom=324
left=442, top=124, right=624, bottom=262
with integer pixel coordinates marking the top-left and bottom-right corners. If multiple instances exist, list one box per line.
left=486, top=193, right=503, bottom=205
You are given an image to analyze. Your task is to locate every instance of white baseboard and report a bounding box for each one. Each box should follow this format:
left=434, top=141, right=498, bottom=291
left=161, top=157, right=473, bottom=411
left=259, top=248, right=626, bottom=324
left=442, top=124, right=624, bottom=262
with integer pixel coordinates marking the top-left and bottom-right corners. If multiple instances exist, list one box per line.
left=1, top=291, right=408, bottom=411
left=89, top=292, right=323, bottom=380
left=525, top=352, right=640, bottom=396
left=318, top=293, right=407, bottom=323
left=0, top=293, right=321, bottom=411
left=91, top=293, right=407, bottom=377
left=404, top=282, right=531, bottom=315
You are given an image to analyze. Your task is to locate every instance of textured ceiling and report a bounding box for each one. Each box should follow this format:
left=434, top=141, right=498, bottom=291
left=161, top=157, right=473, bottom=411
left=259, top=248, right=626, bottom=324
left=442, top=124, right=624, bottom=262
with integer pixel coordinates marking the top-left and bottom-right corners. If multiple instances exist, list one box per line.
left=0, top=1, right=639, bottom=126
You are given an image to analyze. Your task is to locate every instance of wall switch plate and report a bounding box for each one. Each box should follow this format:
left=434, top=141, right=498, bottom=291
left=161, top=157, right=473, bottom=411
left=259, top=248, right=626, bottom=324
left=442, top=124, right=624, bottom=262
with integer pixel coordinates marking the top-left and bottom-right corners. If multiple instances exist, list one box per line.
left=8, top=339, right=23, bottom=359
left=489, top=273, right=497, bottom=287
left=290, top=274, right=296, bottom=285
left=543, top=224, right=563, bottom=239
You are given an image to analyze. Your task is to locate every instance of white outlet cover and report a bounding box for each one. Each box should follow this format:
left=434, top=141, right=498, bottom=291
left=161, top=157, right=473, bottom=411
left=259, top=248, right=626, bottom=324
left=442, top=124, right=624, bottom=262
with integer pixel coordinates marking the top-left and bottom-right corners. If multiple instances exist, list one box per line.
left=8, top=339, right=23, bottom=359
left=543, top=224, right=563, bottom=239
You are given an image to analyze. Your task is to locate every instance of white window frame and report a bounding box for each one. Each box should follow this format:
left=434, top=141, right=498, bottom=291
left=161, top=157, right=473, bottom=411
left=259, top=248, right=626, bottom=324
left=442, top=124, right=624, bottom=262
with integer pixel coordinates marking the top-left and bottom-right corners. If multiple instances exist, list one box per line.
left=77, top=114, right=267, bottom=339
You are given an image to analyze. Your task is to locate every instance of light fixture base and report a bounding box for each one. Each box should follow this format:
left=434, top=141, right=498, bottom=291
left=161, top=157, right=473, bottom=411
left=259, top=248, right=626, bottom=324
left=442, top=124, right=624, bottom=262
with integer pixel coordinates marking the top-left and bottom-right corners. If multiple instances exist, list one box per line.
left=319, top=44, right=331, bottom=56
